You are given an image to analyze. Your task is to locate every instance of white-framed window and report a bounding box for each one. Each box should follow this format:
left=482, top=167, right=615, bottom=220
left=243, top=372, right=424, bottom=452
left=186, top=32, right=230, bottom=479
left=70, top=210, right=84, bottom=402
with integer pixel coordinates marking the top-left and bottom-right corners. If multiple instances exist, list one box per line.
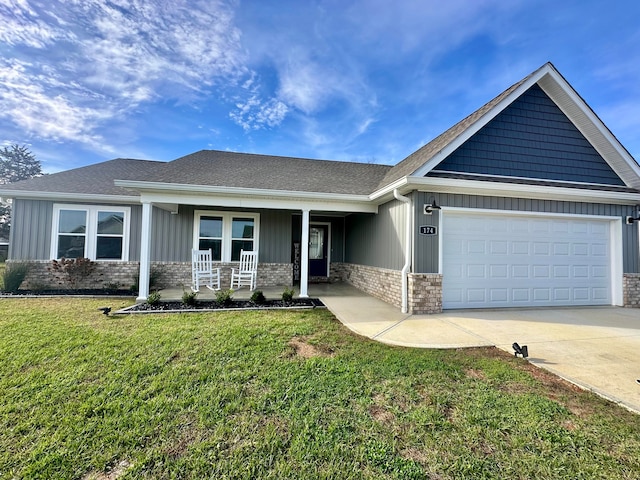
left=51, top=204, right=130, bottom=261
left=194, top=210, right=259, bottom=262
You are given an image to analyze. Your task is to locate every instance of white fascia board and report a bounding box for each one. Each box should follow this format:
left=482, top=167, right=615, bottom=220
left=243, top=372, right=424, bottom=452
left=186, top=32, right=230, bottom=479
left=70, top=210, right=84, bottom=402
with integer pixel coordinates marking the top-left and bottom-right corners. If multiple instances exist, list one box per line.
left=0, top=190, right=140, bottom=204
left=368, top=176, right=410, bottom=202
left=408, top=176, right=640, bottom=205
left=115, top=179, right=371, bottom=201
left=128, top=186, right=377, bottom=213
left=537, top=70, right=640, bottom=188
left=410, top=65, right=553, bottom=179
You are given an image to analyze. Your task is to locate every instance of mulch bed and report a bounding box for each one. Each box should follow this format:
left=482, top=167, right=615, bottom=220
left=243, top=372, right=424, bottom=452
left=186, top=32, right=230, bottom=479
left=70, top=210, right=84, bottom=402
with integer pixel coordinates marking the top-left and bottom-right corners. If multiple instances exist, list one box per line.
left=0, top=289, right=325, bottom=313
left=121, top=298, right=325, bottom=313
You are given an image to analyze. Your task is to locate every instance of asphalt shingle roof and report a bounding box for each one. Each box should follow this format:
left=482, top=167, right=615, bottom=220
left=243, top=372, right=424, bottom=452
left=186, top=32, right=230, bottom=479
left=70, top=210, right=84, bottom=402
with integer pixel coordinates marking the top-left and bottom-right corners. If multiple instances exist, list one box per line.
left=0, top=152, right=392, bottom=197
left=0, top=158, right=163, bottom=196
left=142, top=150, right=392, bottom=195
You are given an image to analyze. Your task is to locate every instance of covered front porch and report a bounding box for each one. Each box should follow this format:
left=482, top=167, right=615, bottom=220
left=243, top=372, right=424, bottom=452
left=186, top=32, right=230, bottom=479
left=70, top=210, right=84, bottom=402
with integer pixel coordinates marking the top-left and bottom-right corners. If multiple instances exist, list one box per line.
left=117, top=180, right=378, bottom=302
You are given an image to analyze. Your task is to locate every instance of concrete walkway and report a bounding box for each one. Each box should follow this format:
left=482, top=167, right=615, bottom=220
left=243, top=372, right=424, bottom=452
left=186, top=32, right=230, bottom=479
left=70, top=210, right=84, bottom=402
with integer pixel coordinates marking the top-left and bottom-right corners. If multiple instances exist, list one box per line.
left=314, top=283, right=640, bottom=414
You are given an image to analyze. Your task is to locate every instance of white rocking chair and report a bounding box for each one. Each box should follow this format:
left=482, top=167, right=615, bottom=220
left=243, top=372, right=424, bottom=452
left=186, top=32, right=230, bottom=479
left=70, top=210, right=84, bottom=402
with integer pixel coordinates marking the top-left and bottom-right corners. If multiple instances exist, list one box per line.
left=191, top=248, right=221, bottom=292
left=231, top=250, right=258, bottom=291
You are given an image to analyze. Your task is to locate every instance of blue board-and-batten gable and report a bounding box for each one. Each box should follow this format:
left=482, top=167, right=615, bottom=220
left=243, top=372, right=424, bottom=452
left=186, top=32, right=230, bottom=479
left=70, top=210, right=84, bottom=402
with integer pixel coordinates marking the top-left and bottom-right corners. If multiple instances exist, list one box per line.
left=429, top=84, right=625, bottom=186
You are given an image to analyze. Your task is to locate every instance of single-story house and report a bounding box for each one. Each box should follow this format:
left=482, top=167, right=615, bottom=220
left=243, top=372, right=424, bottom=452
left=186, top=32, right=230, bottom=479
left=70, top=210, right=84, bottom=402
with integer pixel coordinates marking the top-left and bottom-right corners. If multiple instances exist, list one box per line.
left=3, top=62, right=640, bottom=314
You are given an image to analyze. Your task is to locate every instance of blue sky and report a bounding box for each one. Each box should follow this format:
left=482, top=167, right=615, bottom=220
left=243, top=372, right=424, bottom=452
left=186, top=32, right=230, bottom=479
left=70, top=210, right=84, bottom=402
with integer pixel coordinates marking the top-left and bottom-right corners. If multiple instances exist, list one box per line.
left=1, top=0, right=639, bottom=174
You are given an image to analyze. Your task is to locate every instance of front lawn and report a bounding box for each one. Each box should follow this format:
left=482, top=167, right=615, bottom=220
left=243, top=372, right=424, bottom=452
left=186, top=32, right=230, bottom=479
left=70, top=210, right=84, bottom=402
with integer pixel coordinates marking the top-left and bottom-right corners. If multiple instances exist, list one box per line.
left=1, top=298, right=639, bottom=479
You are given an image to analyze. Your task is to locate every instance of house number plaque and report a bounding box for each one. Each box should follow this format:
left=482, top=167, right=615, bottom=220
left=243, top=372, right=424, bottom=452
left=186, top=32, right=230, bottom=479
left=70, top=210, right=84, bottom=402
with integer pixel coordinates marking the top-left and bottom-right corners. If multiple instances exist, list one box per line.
left=419, top=225, right=437, bottom=236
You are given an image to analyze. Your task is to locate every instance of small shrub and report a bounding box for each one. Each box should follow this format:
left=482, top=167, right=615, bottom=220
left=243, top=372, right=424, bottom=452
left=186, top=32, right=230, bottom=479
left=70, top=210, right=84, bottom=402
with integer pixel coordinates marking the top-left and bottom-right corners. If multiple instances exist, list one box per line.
left=282, top=287, right=295, bottom=302
left=215, top=289, right=234, bottom=307
left=182, top=290, right=198, bottom=306
left=250, top=290, right=266, bottom=304
left=2, top=262, right=30, bottom=293
left=146, top=291, right=161, bottom=306
left=49, top=257, right=96, bottom=288
left=104, top=282, right=120, bottom=291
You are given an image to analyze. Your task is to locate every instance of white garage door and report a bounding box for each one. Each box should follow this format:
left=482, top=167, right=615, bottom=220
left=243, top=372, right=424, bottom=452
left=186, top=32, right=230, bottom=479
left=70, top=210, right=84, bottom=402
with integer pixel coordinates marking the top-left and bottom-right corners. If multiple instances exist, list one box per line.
left=442, top=211, right=612, bottom=309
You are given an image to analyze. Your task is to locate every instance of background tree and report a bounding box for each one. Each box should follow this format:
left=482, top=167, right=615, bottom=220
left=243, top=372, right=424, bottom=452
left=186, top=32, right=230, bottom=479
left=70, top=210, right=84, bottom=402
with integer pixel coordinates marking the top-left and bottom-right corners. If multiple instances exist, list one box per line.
left=0, top=145, right=43, bottom=240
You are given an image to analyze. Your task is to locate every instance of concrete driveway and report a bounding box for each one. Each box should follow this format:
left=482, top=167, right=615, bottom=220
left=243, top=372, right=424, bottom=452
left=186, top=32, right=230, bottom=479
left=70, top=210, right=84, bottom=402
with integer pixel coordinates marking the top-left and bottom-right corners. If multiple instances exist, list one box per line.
left=316, top=284, right=640, bottom=413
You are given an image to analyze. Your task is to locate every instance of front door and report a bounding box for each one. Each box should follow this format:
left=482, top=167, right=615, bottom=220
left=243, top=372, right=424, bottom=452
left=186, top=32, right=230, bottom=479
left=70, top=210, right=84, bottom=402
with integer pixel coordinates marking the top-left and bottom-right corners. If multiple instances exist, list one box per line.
left=309, top=224, right=329, bottom=277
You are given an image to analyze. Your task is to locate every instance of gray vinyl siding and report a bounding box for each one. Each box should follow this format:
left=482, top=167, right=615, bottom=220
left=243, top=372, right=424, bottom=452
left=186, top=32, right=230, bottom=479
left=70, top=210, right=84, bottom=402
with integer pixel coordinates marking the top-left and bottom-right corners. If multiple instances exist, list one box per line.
left=259, top=210, right=292, bottom=263
left=150, top=205, right=193, bottom=262
left=432, top=84, right=625, bottom=186
left=148, top=205, right=293, bottom=263
left=345, top=198, right=406, bottom=270
left=9, top=199, right=53, bottom=260
left=413, top=192, right=640, bottom=274
left=128, top=205, right=142, bottom=261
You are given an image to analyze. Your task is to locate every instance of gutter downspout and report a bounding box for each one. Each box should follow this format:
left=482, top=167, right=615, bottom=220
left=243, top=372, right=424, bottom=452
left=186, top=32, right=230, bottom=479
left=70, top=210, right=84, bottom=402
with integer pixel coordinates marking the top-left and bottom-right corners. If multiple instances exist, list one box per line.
left=394, top=189, right=411, bottom=314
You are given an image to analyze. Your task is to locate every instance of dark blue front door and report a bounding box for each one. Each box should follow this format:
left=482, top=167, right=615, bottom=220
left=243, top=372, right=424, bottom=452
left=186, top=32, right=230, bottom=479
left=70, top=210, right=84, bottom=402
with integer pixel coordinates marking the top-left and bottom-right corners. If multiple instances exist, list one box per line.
left=309, top=225, right=328, bottom=277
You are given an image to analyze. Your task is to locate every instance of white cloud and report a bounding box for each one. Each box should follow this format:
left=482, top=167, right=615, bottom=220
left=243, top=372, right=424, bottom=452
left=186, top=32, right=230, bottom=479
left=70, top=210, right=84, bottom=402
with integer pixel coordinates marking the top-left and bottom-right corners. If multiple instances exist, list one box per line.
left=230, top=95, right=288, bottom=131
left=0, top=0, right=260, bottom=148
left=0, top=0, right=74, bottom=48
left=0, top=59, right=110, bottom=150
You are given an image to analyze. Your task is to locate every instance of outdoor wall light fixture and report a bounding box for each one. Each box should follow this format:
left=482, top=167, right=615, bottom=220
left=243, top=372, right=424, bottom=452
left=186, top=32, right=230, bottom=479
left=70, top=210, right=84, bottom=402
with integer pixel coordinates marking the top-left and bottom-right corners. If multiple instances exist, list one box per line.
left=626, top=205, right=640, bottom=224
left=423, top=197, right=442, bottom=215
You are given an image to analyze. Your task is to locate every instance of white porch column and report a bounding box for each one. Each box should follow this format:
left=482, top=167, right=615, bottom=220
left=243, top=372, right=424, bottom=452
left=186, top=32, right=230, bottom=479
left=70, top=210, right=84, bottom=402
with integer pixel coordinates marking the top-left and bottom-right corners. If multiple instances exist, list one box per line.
left=299, top=209, right=310, bottom=298
left=136, top=201, right=152, bottom=302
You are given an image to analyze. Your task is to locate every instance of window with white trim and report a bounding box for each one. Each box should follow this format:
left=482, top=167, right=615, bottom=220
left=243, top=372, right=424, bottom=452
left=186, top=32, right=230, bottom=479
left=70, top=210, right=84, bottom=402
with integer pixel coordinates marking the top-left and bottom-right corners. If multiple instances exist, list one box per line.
left=194, top=211, right=259, bottom=262
left=52, top=205, right=130, bottom=260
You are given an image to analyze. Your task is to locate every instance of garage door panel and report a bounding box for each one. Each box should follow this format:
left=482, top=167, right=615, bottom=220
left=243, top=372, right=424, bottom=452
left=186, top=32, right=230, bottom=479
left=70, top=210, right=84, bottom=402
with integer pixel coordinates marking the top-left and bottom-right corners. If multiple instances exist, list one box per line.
left=573, top=243, right=589, bottom=255
left=532, top=265, right=550, bottom=278
left=467, top=264, right=486, bottom=278
left=511, top=219, right=529, bottom=233
left=574, top=288, right=590, bottom=300
left=533, top=288, right=550, bottom=301
left=592, top=265, right=608, bottom=278
left=512, top=265, right=529, bottom=278
left=512, top=289, right=530, bottom=302
left=490, top=241, right=508, bottom=254
left=554, top=288, right=571, bottom=301
left=572, top=222, right=589, bottom=234
left=467, top=289, right=486, bottom=302
left=489, top=289, right=508, bottom=301
left=511, top=241, right=529, bottom=255
left=489, top=264, right=508, bottom=277
left=533, top=242, right=550, bottom=255
left=468, top=240, right=486, bottom=254
left=443, top=212, right=612, bottom=309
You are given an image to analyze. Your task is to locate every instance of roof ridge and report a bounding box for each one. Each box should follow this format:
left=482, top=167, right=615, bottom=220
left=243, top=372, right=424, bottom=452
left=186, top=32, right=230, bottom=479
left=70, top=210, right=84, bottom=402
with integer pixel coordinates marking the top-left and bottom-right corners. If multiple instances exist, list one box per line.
left=173, top=149, right=393, bottom=168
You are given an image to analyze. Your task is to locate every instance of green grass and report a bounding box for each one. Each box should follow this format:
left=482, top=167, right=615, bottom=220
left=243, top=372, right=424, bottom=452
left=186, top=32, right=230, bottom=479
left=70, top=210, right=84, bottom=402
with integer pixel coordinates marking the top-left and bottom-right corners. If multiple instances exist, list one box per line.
left=1, top=298, right=639, bottom=479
